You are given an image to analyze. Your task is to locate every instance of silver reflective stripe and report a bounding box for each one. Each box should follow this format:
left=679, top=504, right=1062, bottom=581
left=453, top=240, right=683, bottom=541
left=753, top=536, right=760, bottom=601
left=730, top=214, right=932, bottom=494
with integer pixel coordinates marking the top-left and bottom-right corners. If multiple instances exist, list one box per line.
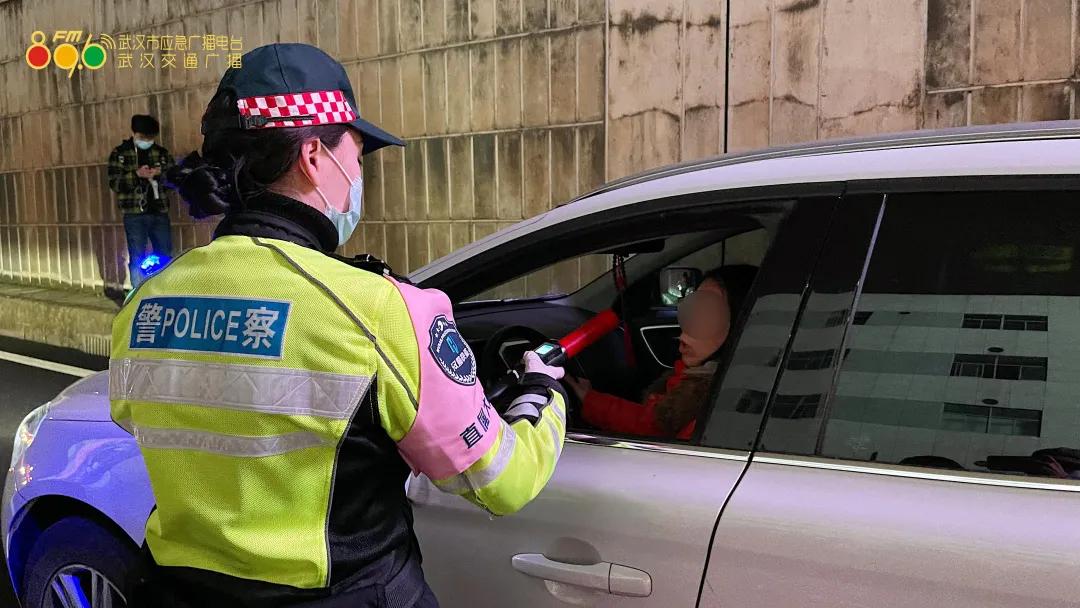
left=110, top=358, right=371, bottom=419
left=545, top=417, right=563, bottom=461
left=507, top=393, right=558, bottom=424
left=504, top=402, right=541, bottom=422
left=509, top=393, right=547, bottom=408
left=551, top=397, right=567, bottom=429
left=134, top=426, right=329, bottom=457
left=432, top=420, right=519, bottom=494
left=468, top=421, right=518, bottom=489
left=433, top=473, right=471, bottom=494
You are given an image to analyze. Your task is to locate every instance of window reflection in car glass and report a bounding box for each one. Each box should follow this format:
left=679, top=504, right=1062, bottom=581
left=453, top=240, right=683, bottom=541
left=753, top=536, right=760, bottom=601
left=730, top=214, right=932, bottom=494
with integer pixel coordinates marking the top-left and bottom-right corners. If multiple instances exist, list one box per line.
left=784, top=192, right=1080, bottom=480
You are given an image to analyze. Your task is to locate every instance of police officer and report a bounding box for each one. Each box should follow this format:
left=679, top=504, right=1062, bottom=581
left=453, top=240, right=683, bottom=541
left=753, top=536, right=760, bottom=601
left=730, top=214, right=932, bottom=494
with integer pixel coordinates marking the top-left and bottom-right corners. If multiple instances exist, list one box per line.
left=110, top=43, right=568, bottom=607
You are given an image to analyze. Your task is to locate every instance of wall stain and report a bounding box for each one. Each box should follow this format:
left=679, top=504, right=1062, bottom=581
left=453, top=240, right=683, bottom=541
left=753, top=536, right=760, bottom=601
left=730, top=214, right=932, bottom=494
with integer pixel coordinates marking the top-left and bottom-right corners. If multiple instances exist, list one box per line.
left=685, top=103, right=721, bottom=114
left=843, top=86, right=921, bottom=118
left=610, top=108, right=682, bottom=122
left=785, top=29, right=809, bottom=81
left=730, top=97, right=768, bottom=109
left=941, top=91, right=965, bottom=106
left=902, top=84, right=923, bottom=109
left=848, top=100, right=912, bottom=119
left=693, top=15, right=724, bottom=28
left=775, top=93, right=814, bottom=108
left=778, top=0, right=820, bottom=14
left=614, top=10, right=678, bottom=35
left=926, top=0, right=971, bottom=89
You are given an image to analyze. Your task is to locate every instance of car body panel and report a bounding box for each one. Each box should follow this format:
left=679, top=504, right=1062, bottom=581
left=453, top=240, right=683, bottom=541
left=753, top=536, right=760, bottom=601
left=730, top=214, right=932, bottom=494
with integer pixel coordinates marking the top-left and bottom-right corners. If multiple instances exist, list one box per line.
left=3, top=466, right=23, bottom=567
left=14, top=419, right=151, bottom=545
left=410, top=440, right=747, bottom=607
left=701, top=457, right=1080, bottom=608
left=44, top=371, right=111, bottom=422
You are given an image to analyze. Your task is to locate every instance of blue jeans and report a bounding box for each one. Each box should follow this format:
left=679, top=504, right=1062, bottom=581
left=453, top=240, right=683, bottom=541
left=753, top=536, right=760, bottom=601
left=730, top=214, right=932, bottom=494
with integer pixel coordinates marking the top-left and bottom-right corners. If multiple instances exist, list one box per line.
left=123, top=212, right=173, bottom=289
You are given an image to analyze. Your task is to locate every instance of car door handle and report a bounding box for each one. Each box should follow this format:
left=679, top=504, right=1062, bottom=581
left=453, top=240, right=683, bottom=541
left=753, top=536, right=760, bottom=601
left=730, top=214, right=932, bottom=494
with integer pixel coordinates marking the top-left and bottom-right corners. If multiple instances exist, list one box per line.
left=511, top=553, right=652, bottom=597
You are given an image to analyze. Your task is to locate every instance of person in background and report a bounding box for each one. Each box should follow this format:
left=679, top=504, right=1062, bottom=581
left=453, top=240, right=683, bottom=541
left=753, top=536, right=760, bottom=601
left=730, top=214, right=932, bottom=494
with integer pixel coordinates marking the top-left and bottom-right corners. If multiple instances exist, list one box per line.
left=107, top=114, right=175, bottom=290
left=564, top=265, right=757, bottom=440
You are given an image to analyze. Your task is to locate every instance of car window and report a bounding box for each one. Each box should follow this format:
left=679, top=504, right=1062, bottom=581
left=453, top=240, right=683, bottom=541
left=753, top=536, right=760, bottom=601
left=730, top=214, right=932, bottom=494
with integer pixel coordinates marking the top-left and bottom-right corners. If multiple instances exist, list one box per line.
left=468, top=228, right=772, bottom=306
left=647, top=229, right=769, bottom=307
left=465, top=254, right=614, bottom=302
left=442, top=196, right=826, bottom=447
left=564, top=226, right=780, bottom=444
left=766, top=191, right=1080, bottom=480
left=670, top=229, right=771, bottom=270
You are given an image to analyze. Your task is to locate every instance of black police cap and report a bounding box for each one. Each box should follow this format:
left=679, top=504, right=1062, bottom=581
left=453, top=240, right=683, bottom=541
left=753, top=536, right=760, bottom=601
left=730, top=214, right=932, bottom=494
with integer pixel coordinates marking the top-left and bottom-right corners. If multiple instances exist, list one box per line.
left=201, top=43, right=404, bottom=155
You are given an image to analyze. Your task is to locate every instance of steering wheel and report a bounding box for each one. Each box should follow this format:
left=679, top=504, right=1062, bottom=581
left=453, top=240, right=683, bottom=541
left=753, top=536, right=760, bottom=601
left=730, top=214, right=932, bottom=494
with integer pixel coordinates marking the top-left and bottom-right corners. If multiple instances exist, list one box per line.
left=479, top=325, right=585, bottom=414
left=479, top=325, right=550, bottom=387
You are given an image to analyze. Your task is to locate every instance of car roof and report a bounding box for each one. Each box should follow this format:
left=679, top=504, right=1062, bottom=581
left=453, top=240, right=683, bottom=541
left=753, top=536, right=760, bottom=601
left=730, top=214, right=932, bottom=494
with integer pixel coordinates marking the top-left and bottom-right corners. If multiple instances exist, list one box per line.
left=410, top=120, right=1080, bottom=284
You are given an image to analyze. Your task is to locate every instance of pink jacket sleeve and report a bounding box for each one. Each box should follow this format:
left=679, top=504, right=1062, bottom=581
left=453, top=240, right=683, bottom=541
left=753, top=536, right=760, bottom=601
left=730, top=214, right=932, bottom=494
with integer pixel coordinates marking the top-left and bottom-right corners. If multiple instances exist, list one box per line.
left=382, top=279, right=567, bottom=515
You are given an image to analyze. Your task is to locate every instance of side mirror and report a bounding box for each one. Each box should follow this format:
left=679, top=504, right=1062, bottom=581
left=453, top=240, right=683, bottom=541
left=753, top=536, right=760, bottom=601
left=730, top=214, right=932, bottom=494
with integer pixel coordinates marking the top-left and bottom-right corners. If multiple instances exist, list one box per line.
left=658, top=267, right=702, bottom=305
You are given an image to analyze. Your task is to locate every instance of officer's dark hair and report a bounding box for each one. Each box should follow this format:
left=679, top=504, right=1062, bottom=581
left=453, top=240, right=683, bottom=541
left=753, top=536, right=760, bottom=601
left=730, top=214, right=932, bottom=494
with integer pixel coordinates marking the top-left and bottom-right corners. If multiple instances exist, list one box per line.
left=168, top=89, right=350, bottom=218
left=131, top=114, right=160, bottom=135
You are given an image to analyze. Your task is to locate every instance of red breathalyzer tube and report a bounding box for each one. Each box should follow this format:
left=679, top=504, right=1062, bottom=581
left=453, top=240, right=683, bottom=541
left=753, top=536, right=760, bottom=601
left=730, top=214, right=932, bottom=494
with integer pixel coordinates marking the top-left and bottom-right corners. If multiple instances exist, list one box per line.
left=485, top=309, right=621, bottom=403
left=557, top=309, right=620, bottom=359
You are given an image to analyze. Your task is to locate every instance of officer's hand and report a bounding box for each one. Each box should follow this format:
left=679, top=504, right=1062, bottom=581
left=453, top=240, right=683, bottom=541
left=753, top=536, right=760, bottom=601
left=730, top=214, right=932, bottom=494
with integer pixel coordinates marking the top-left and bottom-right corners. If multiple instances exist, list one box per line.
left=522, top=351, right=564, bottom=380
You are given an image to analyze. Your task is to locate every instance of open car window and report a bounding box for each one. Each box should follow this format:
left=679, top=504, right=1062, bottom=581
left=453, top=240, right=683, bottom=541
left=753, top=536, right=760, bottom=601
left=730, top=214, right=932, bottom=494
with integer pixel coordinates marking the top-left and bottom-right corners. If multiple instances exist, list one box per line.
left=456, top=219, right=779, bottom=308
left=442, top=199, right=802, bottom=446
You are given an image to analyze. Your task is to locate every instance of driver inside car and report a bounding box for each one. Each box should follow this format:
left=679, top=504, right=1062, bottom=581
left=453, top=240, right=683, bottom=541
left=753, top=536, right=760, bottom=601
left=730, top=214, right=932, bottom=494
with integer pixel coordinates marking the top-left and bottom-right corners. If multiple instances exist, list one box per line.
left=564, top=265, right=756, bottom=440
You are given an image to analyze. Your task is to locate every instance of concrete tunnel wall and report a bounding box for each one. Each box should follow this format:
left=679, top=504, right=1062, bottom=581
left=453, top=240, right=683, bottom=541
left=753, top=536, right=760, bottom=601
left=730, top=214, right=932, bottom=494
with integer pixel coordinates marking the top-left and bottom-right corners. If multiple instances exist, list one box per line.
left=0, top=0, right=1075, bottom=296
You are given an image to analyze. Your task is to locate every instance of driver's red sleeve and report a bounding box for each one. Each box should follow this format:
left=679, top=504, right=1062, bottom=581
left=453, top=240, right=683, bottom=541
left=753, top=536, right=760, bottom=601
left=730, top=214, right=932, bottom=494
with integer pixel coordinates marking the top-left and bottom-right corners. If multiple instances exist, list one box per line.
left=581, top=391, right=667, bottom=437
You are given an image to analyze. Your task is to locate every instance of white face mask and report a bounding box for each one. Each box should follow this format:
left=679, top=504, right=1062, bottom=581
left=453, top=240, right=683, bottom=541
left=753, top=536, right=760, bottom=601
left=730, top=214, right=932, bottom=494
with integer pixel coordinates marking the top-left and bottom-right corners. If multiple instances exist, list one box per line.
left=134, top=138, right=154, bottom=150
left=310, top=146, right=363, bottom=247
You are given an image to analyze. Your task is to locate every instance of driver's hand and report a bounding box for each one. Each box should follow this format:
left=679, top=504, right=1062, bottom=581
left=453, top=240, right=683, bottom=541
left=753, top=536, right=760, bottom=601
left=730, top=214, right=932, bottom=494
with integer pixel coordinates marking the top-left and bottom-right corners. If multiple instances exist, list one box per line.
left=522, top=351, right=564, bottom=380
left=563, top=375, right=592, bottom=402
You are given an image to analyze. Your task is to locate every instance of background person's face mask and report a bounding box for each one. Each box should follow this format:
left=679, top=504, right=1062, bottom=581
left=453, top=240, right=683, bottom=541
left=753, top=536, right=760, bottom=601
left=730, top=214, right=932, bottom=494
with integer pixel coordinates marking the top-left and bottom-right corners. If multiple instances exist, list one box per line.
left=134, top=138, right=154, bottom=150
left=310, top=146, right=364, bottom=247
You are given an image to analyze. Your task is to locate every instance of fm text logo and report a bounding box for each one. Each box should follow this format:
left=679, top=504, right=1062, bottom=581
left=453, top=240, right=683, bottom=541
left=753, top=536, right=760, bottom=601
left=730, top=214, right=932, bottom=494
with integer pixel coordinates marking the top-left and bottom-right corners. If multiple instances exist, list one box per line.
left=25, top=31, right=111, bottom=77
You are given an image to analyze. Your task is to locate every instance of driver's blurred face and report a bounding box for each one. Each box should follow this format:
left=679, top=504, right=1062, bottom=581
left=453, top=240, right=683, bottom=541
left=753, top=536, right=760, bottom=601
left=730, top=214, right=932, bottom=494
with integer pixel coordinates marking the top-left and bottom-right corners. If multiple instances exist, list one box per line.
left=677, top=278, right=731, bottom=367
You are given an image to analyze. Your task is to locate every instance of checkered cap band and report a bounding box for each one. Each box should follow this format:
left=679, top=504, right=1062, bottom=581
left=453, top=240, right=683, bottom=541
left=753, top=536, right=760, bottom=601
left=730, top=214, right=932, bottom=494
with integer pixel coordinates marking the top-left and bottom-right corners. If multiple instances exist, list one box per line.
left=236, top=90, right=357, bottom=128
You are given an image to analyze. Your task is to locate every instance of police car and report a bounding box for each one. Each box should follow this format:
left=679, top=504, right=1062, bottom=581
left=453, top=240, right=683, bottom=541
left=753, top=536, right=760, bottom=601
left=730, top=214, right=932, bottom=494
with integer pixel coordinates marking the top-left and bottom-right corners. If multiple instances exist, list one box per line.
left=9, top=122, right=1080, bottom=607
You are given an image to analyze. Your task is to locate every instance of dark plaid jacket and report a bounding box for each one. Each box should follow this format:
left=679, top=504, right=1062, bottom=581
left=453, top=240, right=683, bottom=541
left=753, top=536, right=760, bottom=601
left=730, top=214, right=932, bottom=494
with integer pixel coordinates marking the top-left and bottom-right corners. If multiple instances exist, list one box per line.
left=107, top=138, right=175, bottom=214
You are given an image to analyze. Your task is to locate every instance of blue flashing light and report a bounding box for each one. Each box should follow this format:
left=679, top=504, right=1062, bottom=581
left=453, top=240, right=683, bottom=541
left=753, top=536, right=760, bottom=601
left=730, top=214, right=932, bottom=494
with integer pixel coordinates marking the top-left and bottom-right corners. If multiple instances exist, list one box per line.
left=140, top=255, right=161, bottom=271
left=139, top=254, right=169, bottom=276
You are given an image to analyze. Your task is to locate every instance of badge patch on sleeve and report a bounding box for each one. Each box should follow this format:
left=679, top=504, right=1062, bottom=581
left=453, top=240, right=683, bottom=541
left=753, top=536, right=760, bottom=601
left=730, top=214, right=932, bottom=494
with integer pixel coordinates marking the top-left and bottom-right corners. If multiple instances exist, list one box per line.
left=129, top=296, right=290, bottom=358
left=428, top=315, right=476, bottom=385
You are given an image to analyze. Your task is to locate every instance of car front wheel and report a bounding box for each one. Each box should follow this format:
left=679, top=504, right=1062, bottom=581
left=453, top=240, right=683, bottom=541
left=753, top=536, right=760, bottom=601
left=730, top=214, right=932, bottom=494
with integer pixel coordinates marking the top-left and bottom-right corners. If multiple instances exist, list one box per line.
left=21, top=516, right=139, bottom=608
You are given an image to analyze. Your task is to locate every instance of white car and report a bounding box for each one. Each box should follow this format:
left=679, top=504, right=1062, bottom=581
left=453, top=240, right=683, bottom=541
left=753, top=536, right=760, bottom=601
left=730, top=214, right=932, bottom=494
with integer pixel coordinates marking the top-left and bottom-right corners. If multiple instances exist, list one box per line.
left=8, top=121, right=1080, bottom=608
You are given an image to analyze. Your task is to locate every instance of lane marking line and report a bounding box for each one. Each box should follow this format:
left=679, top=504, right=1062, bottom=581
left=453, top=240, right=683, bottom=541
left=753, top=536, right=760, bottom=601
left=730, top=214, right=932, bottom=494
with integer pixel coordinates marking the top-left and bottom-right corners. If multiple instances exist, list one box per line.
left=0, top=350, right=97, bottom=378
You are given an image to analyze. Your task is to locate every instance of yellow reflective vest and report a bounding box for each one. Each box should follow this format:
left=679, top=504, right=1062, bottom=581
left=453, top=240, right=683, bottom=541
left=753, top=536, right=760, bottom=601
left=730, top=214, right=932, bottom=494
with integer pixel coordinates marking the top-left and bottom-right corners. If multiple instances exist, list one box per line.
left=110, top=235, right=566, bottom=590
